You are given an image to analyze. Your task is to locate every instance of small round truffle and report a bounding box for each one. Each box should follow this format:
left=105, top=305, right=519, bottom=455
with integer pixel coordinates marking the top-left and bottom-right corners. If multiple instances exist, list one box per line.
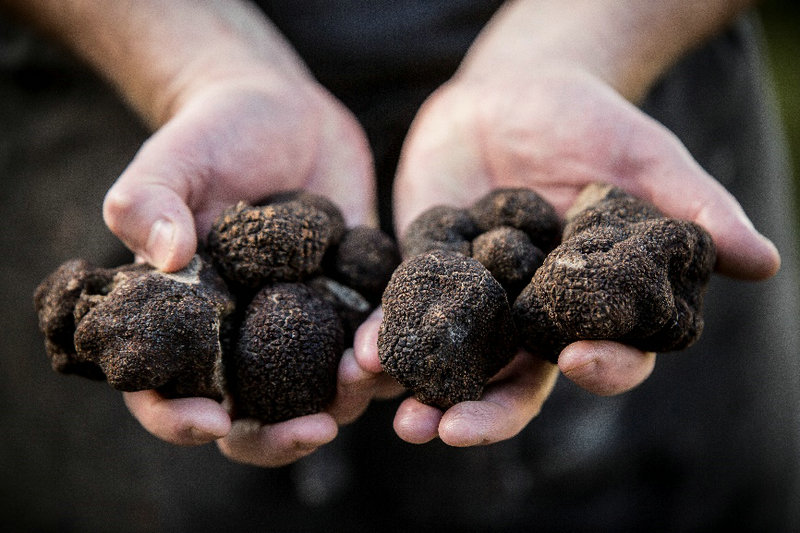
left=329, top=225, right=401, bottom=304
left=471, top=226, right=545, bottom=299
left=206, top=200, right=333, bottom=287
left=71, top=256, right=235, bottom=399
left=513, top=184, right=716, bottom=362
left=378, top=250, right=517, bottom=409
left=400, top=205, right=479, bottom=259
left=230, top=282, right=345, bottom=423
left=469, top=188, right=561, bottom=253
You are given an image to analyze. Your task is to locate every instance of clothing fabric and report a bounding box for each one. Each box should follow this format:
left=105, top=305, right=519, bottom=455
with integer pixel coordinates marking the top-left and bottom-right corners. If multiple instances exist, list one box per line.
left=1, top=5, right=798, bottom=532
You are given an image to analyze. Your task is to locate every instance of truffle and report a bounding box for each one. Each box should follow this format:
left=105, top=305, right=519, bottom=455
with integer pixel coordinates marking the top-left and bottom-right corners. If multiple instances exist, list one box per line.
left=471, top=226, right=545, bottom=300
left=378, top=250, right=517, bottom=409
left=229, top=282, right=344, bottom=423
left=328, top=225, right=401, bottom=304
left=399, top=189, right=560, bottom=296
left=34, top=255, right=235, bottom=399
left=307, top=276, right=372, bottom=344
left=400, top=205, right=479, bottom=259
left=513, top=184, right=716, bottom=363
left=262, top=189, right=347, bottom=246
left=469, top=188, right=561, bottom=254
left=206, top=200, right=333, bottom=288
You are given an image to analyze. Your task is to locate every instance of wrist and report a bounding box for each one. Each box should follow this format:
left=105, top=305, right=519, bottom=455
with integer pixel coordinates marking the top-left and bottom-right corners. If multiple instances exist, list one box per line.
left=5, top=0, right=315, bottom=127
left=457, top=0, right=756, bottom=103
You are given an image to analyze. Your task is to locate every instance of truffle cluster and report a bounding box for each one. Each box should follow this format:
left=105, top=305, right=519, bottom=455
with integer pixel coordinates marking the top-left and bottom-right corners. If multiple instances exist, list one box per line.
left=34, top=192, right=400, bottom=423
left=379, top=189, right=561, bottom=409
left=379, top=185, right=716, bottom=409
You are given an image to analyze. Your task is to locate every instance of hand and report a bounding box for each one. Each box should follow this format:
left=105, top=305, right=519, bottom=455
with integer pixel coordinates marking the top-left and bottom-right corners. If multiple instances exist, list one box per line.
left=378, top=65, right=779, bottom=446
left=105, top=62, right=383, bottom=465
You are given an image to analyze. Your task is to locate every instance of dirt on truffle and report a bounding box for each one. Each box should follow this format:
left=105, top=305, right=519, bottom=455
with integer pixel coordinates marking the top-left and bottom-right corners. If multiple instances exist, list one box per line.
left=513, top=184, right=717, bottom=362
left=230, top=282, right=345, bottom=423
left=378, top=250, right=517, bottom=410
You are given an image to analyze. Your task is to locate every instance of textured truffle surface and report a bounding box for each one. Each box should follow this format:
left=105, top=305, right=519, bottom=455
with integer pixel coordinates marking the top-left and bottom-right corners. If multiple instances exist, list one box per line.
left=262, top=190, right=347, bottom=246
left=469, top=188, right=561, bottom=253
left=378, top=250, right=517, bottom=409
left=329, top=225, right=401, bottom=304
left=471, top=226, right=544, bottom=300
left=35, top=256, right=235, bottom=399
left=400, top=205, right=479, bottom=259
left=513, top=184, right=716, bottom=362
left=231, top=283, right=344, bottom=423
left=206, top=200, right=333, bottom=287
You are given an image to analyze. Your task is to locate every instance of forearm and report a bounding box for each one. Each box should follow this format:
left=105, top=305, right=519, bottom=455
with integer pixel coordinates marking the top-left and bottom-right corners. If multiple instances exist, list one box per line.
left=460, top=0, right=759, bottom=102
left=0, top=0, right=311, bottom=127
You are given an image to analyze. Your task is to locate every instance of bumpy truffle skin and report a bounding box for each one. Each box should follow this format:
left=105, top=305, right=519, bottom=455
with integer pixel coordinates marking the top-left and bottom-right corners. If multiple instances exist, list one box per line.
left=378, top=250, right=517, bottom=409
left=471, top=226, right=545, bottom=299
left=400, top=205, right=479, bottom=259
left=230, top=283, right=345, bottom=423
left=262, top=190, right=347, bottom=246
left=72, top=256, right=235, bottom=399
left=34, top=259, right=116, bottom=379
left=469, top=188, right=561, bottom=253
left=513, top=184, right=716, bottom=362
left=206, top=200, right=333, bottom=287
left=329, top=226, right=401, bottom=304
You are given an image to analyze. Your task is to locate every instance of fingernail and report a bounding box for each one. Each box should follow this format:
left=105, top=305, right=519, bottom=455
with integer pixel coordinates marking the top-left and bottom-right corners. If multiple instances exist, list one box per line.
left=145, top=219, right=175, bottom=270
left=188, top=426, right=222, bottom=444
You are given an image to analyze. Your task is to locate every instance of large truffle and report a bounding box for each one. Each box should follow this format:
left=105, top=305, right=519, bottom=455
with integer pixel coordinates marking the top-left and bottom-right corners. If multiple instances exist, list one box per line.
left=34, top=255, right=235, bottom=399
left=378, top=250, right=517, bottom=409
left=206, top=200, right=333, bottom=288
left=229, top=283, right=344, bottom=423
left=513, top=184, right=716, bottom=362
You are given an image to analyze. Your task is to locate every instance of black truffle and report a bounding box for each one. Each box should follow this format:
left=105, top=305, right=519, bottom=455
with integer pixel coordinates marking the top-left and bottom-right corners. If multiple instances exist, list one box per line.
left=400, top=205, right=479, bottom=259
left=469, top=188, right=561, bottom=253
left=328, top=225, right=401, bottom=304
left=262, top=190, right=347, bottom=246
left=378, top=250, right=517, bottom=409
left=513, top=184, right=716, bottom=362
left=230, top=283, right=344, bottom=423
left=206, top=200, right=333, bottom=288
left=34, top=255, right=235, bottom=399
left=471, top=226, right=545, bottom=300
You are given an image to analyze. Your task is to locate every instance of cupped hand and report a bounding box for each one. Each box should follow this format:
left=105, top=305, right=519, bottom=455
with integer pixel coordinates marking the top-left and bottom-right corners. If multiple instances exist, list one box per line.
left=110, top=69, right=385, bottom=466
left=380, top=66, right=780, bottom=445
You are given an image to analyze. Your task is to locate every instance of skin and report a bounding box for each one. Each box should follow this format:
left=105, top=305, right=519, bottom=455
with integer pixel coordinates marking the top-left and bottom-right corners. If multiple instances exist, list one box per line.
left=3, top=0, right=779, bottom=461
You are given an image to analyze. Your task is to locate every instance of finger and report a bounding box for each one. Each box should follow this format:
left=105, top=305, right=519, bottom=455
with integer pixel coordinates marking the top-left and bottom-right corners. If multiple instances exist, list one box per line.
left=104, top=140, right=198, bottom=272
left=123, top=390, right=231, bottom=446
left=352, top=307, right=386, bottom=375
left=216, top=413, right=338, bottom=468
left=558, top=340, right=656, bottom=396
left=437, top=353, right=559, bottom=447
left=393, top=397, right=443, bottom=444
left=326, top=348, right=404, bottom=425
left=627, top=120, right=780, bottom=280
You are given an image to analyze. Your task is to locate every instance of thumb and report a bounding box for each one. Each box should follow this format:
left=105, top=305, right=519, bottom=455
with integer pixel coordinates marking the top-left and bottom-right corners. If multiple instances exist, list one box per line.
left=629, top=125, right=780, bottom=281
left=103, top=153, right=198, bottom=273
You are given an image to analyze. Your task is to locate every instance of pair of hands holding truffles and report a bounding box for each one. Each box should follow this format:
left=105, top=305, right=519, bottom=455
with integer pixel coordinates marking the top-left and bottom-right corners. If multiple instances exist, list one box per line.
left=21, top=0, right=779, bottom=467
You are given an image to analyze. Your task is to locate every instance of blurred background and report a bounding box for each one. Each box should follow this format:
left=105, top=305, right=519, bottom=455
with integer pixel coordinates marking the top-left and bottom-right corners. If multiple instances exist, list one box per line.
left=760, top=0, right=800, bottom=227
